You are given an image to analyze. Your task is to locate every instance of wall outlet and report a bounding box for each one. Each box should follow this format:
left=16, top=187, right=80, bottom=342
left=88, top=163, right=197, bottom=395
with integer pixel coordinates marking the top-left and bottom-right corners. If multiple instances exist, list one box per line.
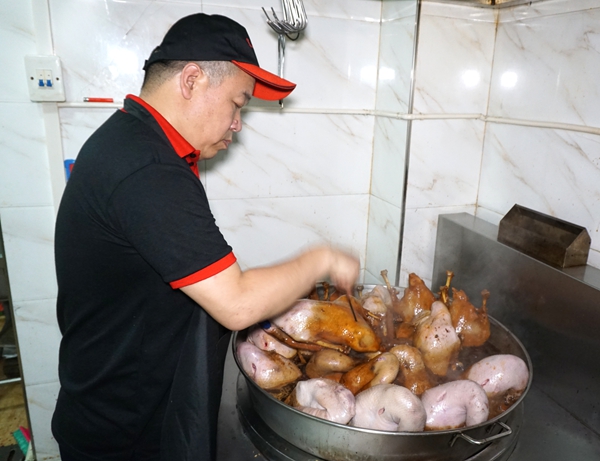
left=24, top=55, right=66, bottom=102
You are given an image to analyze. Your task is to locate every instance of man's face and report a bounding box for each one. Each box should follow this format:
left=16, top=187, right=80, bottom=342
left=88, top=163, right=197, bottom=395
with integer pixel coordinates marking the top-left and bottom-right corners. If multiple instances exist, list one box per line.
left=186, top=67, right=255, bottom=159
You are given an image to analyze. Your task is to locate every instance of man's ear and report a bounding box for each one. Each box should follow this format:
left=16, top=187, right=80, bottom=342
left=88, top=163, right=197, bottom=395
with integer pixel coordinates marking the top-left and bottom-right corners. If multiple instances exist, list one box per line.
left=180, top=63, right=208, bottom=100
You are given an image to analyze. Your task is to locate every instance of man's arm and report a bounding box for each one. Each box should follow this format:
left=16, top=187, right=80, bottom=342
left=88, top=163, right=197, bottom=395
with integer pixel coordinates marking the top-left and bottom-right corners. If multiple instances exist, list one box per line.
left=180, top=246, right=359, bottom=331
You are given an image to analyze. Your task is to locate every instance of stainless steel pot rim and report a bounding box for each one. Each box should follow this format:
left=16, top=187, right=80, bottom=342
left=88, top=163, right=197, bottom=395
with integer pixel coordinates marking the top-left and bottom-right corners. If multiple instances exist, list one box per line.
left=233, top=303, right=533, bottom=437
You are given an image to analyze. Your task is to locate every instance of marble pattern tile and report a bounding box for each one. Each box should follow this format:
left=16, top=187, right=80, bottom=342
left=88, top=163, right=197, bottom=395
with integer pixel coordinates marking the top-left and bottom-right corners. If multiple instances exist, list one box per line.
left=413, top=9, right=496, bottom=114
left=58, top=108, right=117, bottom=161
left=203, top=0, right=382, bottom=21
left=0, top=2, right=37, bottom=103
left=588, top=248, right=600, bottom=269
left=371, top=116, right=408, bottom=205
left=209, top=195, right=369, bottom=270
left=0, top=207, right=57, bottom=303
left=501, top=0, right=600, bottom=22
left=489, top=5, right=600, bottom=127
left=0, top=103, right=54, bottom=208
left=363, top=269, right=381, bottom=285
left=50, top=0, right=205, bottom=102
left=382, top=0, right=419, bottom=21
left=478, top=124, right=600, bottom=255
left=406, top=119, right=484, bottom=209
left=204, top=111, right=374, bottom=199
left=13, top=298, right=61, bottom=386
left=475, top=205, right=503, bottom=227
left=50, top=0, right=380, bottom=110
left=421, top=1, right=497, bottom=22
left=204, top=5, right=380, bottom=110
left=364, top=195, right=402, bottom=285
left=400, top=204, right=476, bottom=287
left=297, top=0, right=380, bottom=21
left=376, top=14, right=416, bottom=114
left=26, top=381, right=61, bottom=461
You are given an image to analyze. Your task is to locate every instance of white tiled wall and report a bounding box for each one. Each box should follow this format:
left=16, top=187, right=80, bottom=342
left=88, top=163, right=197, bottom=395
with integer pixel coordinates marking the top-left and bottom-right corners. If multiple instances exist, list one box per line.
left=365, top=0, right=417, bottom=285
left=412, top=3, right=496, bottom=116
left=0, top=1, right=61, bottom=459
left=400, top=1, right=497, bottom=286
left=478, top=1, right=600, bottom=265
left=489, top=1, right=600, bottom=127
left=365, top=116, right=407, bottom=284
left=401, top=118, right=486, bottom=283
left=401, top=0, right=600, bottom=287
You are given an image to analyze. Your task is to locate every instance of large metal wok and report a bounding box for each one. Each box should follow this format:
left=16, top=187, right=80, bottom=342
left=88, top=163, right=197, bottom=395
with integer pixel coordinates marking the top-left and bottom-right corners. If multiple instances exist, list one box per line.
left=233, top=289, right=533, bottom=461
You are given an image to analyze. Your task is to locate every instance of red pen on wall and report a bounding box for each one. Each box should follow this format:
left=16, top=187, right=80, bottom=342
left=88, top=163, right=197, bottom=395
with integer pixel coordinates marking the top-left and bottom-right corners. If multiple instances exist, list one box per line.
left=83, top=97, right=114, bottom=103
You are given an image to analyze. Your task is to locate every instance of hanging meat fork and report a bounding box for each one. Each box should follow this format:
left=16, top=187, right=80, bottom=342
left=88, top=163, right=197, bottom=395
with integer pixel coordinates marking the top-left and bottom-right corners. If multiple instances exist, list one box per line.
left=262, top=0, right=308, bottom=107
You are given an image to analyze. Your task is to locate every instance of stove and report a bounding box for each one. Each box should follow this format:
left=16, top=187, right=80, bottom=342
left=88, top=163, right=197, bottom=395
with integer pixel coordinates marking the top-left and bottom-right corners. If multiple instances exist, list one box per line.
left=216, top=213, right=600, bottom=461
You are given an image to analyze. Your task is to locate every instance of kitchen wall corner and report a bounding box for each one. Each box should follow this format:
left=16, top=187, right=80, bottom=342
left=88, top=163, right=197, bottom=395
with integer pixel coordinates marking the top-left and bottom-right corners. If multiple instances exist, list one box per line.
left=403, top=0, right=600, bottom=287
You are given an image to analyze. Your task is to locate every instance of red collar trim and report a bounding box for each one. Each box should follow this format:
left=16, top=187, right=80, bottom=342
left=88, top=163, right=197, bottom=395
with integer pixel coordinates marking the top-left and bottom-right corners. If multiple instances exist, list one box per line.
left=125, top=95, right=200, bottom=176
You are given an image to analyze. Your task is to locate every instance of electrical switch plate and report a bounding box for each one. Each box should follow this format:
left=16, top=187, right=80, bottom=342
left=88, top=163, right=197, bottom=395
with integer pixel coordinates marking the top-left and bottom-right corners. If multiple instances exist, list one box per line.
left=24, top=55, right=66, bottom=102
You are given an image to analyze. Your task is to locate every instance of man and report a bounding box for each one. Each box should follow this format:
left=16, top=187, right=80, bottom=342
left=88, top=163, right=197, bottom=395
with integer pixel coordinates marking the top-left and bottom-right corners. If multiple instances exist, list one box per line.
left=52, top=12, right=359, bottom=461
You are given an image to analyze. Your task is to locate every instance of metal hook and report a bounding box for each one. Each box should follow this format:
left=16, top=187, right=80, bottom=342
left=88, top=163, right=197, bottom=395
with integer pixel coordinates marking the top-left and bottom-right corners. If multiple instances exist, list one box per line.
left=262, top=0, right=308, bottom=108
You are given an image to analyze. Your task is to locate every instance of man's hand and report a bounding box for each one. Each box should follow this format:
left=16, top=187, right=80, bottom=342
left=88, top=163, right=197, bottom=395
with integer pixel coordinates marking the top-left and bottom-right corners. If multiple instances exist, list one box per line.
left=327, top=248, right=360, bottom=295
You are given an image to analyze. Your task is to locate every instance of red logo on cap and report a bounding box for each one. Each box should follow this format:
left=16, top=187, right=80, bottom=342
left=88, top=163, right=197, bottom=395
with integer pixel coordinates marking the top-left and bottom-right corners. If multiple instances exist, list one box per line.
left=246, top=38, right=253, bottom=48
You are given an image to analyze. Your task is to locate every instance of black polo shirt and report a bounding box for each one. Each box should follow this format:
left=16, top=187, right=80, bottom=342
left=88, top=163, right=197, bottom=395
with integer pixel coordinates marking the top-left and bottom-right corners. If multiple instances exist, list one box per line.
left=52, top=95, right=234, bottom=461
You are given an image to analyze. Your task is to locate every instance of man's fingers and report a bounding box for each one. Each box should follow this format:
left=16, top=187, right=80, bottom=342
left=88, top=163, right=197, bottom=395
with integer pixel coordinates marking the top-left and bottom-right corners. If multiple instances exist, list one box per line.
left=328, top=249, right=360, bottom=294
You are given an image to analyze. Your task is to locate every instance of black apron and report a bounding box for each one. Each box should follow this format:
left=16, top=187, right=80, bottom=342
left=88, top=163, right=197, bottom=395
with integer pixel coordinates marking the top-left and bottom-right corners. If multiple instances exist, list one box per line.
left=160, top=307, right=231, bottom=461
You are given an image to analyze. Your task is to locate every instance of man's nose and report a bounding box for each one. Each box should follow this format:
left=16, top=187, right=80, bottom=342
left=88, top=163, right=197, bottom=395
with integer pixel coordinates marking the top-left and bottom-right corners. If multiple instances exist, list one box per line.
left=230, top=114, right=242, bottom=133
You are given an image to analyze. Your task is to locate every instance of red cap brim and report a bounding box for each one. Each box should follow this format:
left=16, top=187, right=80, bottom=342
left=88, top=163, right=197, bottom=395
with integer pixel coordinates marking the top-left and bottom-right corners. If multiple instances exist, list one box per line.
left=232, top=60, right=296, bottom=101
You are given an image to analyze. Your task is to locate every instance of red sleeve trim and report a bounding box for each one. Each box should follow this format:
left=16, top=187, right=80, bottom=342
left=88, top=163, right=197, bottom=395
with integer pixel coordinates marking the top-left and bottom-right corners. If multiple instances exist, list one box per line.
left=169, top=252, right=237, bottom=289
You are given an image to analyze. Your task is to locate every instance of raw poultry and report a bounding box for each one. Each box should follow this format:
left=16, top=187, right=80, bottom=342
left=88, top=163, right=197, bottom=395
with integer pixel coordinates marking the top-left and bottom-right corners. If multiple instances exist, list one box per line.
left=350, top=384, right=426, bottom=432
left=247, top=323, right=297, bottom=359
left=465, top=354, right=529, bottom=418
left=466, top=354, right=529, bottom=397
left=286, top=378, right=356, bottom=424
left=237, top=342, right=301, bottom=390
left=420, top=380, right=489, bottom=430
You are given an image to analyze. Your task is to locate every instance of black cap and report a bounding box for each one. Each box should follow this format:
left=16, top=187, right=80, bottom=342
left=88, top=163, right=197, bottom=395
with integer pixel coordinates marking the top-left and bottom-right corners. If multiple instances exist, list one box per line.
left=144, top=13, right=296, bottom=100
